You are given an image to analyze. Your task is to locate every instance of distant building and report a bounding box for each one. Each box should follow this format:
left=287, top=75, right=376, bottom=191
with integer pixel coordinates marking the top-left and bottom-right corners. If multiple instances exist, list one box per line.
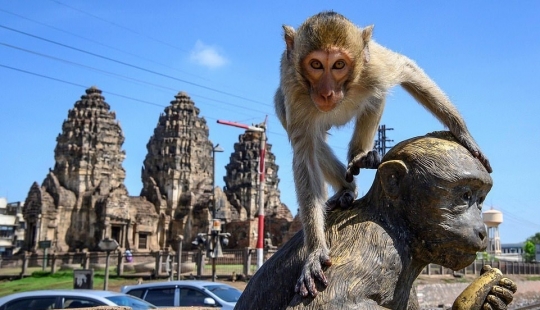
left=501, top=243, right=524, bottom=255
left=491, top=242, right=526, bottom=262
left=0, top=198, right=25, bottom=257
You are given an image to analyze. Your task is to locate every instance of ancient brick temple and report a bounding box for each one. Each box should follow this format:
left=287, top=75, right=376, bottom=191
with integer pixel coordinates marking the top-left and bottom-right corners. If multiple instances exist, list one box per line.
left=22, top=87, right=294, bottom=253
left=23, top=87, right=159, bottom=252
left=223, top=127, right=293, bottom=249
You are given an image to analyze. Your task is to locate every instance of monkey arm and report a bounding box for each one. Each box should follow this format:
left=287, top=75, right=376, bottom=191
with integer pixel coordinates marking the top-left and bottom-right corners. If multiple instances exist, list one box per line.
left=274, top=87, right=288, bottom=130
left=347, top=99, right=384, bottom=163
left=317, top=136, right=357, bottom=209
left=373, top=46, right=492, bottom=173
left=344, top=102, right=385, bottom=182
left=290, top=129, right=333, bottom=296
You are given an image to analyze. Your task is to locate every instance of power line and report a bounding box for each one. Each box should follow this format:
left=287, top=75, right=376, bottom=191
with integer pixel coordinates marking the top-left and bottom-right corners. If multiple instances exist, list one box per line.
left=0, top=41, right=272, bottom=116
left=0, top=8, right=210, bottom=82
left=49, top=0, right=189, bottom=53
left=0, top=24, right=273, bottom=108
left=0, top=63, right=289, bottom=139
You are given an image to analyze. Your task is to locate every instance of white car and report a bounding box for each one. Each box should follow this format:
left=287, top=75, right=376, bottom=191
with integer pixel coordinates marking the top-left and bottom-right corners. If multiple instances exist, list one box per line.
left=121, top=280, right=241, bottom=309
left=0, top=289, right=157, bottom=310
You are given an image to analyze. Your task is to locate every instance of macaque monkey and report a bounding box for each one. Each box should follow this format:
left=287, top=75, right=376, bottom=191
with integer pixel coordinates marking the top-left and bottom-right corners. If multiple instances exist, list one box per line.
left=274, top=11, right=492, bottom=297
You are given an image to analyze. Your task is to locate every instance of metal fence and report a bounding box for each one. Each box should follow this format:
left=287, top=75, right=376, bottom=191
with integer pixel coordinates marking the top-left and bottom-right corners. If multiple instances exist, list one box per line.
left=0, top=250, right=538, bottom=280
left=422, top=260, right=540, bottom=276
left=0, top=248, right=274, bottom=280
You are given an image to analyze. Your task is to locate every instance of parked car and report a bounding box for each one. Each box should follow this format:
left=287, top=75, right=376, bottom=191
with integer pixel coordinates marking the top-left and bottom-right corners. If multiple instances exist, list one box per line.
left=0, top=289, right=157, bottom=310
left=121, top=280, right=242, bottom=309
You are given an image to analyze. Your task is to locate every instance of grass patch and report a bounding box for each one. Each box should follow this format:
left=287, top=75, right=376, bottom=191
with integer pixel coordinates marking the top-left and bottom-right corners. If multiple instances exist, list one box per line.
left=0, top=272, right=74, bottom=296
left=0, top=271, right=138, bottom=297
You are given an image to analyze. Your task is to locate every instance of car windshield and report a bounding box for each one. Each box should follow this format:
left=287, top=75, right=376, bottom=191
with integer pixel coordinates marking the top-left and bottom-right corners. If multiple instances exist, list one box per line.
left=203, top=285, right=242, bottom=302
left=106, top=295, right=158, bottom=310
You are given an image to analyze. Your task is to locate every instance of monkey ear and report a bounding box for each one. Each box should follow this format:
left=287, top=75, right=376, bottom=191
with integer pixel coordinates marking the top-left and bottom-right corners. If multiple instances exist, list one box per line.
left=361, top=25, right=374, bottom=63
left=362, top=25, right=374, bottom=42
left=283, top=25, right=296, bottom=60
left=378, top=160, right=408, bottom=199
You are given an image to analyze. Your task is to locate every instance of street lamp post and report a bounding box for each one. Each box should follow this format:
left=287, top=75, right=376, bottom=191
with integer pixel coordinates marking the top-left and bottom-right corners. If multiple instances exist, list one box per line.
left=176, top=235, right=183, bottom=280
left=98, top=238, right=119, bottom=291
left=211, top=144, right=224, bottom=281
left=217, top=117, right=267, bottom=269
left=212, top=144, right=224, bottom=219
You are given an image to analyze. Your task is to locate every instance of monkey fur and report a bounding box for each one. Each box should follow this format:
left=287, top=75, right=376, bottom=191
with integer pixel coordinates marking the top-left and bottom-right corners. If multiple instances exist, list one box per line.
left=274, top=11, right=492, bottom=297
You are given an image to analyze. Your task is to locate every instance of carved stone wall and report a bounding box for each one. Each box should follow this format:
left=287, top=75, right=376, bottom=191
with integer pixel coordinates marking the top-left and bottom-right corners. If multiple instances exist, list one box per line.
left=23, top=87, right=159, bottom=253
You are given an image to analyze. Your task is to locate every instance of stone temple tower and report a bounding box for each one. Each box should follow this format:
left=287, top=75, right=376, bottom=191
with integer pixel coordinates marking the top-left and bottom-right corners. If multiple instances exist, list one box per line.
left=24, top=86, right=159, bottom=253
left=223, top=126, right=293, bottom=248
left=141, top=92, right=216, bottom=244
left=53, top=86, right=126, bottom=196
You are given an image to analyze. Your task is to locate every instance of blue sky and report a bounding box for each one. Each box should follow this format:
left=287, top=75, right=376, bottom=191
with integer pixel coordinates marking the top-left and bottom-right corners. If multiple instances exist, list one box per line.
left=0, top=1, right=539, bottom=244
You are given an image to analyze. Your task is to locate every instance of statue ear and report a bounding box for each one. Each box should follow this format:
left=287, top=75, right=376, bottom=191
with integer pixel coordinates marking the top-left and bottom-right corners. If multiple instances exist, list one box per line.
left=378, top=160, right=408, bottom=199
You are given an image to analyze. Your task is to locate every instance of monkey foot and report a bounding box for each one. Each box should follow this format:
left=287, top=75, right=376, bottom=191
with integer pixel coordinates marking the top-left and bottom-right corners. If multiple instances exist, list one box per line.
left=295, top=249, right=332, bottom=297
left=326, top=189, right=355, bottom=210
left=346, top=150, right=382, bottom=182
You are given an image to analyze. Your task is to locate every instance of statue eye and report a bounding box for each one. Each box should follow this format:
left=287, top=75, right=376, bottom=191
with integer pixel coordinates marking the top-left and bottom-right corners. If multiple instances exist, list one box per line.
left=478, top=196, right=485, bottom=204
left=310, top=60, right=323, bottom=69
left=333, top=60, right=346, bottom=69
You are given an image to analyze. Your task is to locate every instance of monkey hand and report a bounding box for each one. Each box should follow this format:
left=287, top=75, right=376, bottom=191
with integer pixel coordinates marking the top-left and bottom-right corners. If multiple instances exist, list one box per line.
left=326, top=188, right=356, bottom=210
left=346, top=150, right=381, bottom=182
left=295, top=248, right=332, bottom=297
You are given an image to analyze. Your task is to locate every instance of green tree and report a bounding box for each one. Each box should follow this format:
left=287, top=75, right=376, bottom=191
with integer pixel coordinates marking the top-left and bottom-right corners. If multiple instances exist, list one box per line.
left=527, top=232, right=540, bottom=245
left=523, top=232, right=540, bottom=262
left=523, top=240, right=536, bottom=262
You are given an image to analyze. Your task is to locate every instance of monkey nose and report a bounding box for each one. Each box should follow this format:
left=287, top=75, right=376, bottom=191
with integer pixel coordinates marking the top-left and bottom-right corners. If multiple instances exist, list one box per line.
left=320, top=90, right=334, bottom=100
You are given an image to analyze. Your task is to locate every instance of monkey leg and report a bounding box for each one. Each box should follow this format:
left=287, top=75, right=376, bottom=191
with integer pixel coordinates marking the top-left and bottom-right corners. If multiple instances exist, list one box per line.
left=345, top=150, right=382, bottom=182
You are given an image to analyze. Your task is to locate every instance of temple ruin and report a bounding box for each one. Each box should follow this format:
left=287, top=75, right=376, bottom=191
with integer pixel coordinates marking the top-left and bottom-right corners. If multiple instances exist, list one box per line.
left=140, top=91, right=232, bottom=249
left=22, top=87, right=294, bottom=253
left=223, top=127, right=293, bottom=248
left=23, top=86, right=159, bottom=253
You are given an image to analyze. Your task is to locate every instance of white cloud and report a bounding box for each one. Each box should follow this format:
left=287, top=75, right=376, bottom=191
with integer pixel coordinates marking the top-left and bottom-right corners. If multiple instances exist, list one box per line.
left=189, top=40, right=228, bottom=69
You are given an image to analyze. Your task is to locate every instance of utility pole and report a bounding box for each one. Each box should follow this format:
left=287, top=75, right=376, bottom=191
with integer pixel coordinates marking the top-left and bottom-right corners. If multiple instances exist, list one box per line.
left=374, top=124, right=394, bottom=156
left=217, top=117, right=267, bottom=269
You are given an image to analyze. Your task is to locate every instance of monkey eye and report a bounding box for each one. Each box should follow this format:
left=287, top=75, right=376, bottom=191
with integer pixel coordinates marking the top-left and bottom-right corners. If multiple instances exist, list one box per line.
left=333, top=60, right=346, bottom=69
left=310, top=60, right=323, bottom=69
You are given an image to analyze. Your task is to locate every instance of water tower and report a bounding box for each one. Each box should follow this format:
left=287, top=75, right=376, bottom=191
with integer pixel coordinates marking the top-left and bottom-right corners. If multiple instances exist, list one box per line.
left=483, top=209, right=503, bottom=254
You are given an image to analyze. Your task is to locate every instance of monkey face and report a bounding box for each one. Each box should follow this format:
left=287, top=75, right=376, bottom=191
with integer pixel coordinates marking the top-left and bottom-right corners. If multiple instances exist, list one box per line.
left=301, top=48, right=353, bottom=112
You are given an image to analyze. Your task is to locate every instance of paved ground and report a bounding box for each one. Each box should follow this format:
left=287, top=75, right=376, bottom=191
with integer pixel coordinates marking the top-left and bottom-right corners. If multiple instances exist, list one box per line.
left=110, top=274, right=540, bottom=309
